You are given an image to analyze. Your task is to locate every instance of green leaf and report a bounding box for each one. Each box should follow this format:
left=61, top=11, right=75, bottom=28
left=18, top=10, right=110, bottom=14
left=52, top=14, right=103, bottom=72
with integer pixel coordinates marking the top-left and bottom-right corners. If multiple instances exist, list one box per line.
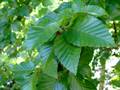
left=17, top=5, right=30, bottom=16
left=38, top=7, right=48, bottom=17
left=63, top=14, right=115, bottom=47
left=78, top=65, right=92, bottom=78
left=24, top=22, right=59, bottom=49
left=55, top=2, right=106, bottom=17
left=37, top=44, right=53, bottom=64
left=0, top=16, right=8, bottom=27
left=114, top=61, right=120, bottom=71
left=55, top=2, right=72, bottom=13
left=106, top=0, right=120, bottom=20
left=70, top=76, right=83, bottom=90
left=24, top=12, right=60, bottom=49
left=54, top=82, right=67, bottom=90
left=71, top=0, right=85, bottom=13
left=37, top=73, right=57, bottom=90
left=110, top=79, right=120, bottom=87
left=36, top=44, right=58, bottom=79
left=12, top=61, right=34, bottom=74
left=72, top=0, right=85, bottom=7
left=43, top=54, right=58, bottom=79
left=79, top=48, right=94, bottom=65
left=30, top=0, right=42, bottom=8
left=37, top=73, right=67, bottom=90
left=37, top=12, right=60, bottom=26
left=70, top=75, right=96, bottom=90
left=11, top=61, right=35, bottom=85
left=71, top=1, right=107, bottom=17
left=11, top=21, right=21, bottom=32
left=22, top=80, right=32, bottom=90
left=54, top=35, right=81, bottom=74
left=81, top=5, right=107, bottom=17
left=42, top=0, right=54, bottom=6
left=77, top=48, right=94, bottom=78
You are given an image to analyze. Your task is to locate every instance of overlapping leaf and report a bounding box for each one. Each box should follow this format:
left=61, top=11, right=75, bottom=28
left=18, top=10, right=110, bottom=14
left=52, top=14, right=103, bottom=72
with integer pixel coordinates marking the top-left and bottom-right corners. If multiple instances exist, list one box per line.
left=36, top=12, right=60, bottom=26
left=54, top=82, right=67, bottom=90
left=70, top=75, right=96, bottom=90
left=43, top=54, right=58, bottom=78
left=37, top=73, right=57, bottom=90
left=24, top=22, right=59, bottom=49
left=37, top=73, right=67, bottom=90
left=22, top=80, right=32, bottom=90
left=81, top=5, right=107, bottom=17
left=63, top=14, right=115, bottom=47
left=106, top=0, right=120, bottom=20
left=55, top=1, right=107, bottom=17
left=11, top=61, right=35, bottom=74
left=54, top=36, right=81, bottom=74
left=36, top=44, right=53, bottom=64
left=77, top=48, right=94, bottom=78
left=11, top=61, right=35, bottom=86
left=36, top=43, right=58, bottom=78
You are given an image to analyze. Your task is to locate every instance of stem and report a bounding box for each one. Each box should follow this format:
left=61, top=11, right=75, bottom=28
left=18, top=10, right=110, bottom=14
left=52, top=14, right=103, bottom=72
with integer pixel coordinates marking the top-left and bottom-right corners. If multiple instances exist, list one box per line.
left=99, top=59, right=106, bottom=90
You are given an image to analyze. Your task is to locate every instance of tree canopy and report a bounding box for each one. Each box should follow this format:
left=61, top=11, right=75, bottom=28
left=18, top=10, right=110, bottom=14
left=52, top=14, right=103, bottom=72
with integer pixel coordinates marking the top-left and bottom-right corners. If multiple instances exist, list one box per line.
left=0, top=0, right=120, bottom=90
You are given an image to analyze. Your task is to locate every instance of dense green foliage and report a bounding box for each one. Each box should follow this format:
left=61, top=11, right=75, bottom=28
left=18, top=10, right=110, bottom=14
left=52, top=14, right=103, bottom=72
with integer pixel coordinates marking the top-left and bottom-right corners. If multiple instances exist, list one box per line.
left=1, top=0, right=120, bottom=90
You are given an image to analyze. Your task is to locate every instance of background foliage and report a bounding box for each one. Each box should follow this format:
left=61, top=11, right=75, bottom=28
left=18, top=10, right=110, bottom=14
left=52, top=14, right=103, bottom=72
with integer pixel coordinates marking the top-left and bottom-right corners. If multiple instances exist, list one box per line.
left=0, top=0, right=120, bottom=90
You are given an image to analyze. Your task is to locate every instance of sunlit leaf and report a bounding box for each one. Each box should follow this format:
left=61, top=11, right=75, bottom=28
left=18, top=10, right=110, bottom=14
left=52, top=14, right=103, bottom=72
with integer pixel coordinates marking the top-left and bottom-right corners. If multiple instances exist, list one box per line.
left=63, top=14, right=115, bottom=47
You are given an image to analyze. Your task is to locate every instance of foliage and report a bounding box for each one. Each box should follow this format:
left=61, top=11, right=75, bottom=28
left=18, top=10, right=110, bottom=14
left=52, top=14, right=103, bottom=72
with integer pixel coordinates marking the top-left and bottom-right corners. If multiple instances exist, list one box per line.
left=0, top=0, right=120, bottom=90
